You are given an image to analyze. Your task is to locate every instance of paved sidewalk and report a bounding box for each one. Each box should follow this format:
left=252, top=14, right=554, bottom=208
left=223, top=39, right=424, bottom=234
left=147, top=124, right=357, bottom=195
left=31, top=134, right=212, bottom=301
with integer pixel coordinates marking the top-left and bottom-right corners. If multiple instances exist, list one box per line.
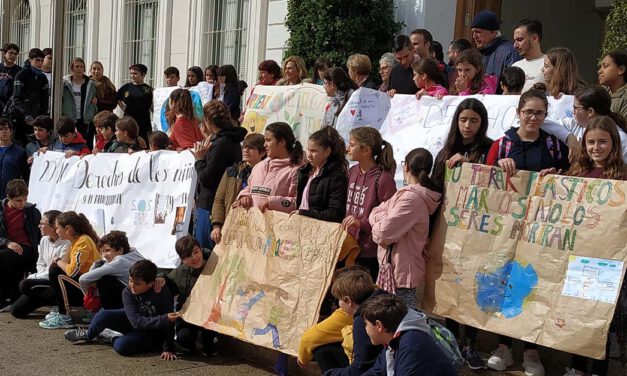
left=0, top=310, right=623, bottom=376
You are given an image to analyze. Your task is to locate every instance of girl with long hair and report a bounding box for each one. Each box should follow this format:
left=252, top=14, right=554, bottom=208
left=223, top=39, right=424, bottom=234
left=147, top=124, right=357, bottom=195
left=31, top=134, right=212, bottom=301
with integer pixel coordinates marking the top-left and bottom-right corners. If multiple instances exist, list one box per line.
left=62, top=57, right=98, bottom=149
left=322, top=67, right=358, bottom=128
left=185, top=66, right=204, bottom=88
left=167, top=89, right=203, bottom=149
left=89, top=61, right=117, bottom=112
left=598, top=50, right=627, bottom=120
left=452, top=49, right=497, bottom=95
left=413, top=58, right=448, bottom=99
left=542, top=47, right=584, bottom=98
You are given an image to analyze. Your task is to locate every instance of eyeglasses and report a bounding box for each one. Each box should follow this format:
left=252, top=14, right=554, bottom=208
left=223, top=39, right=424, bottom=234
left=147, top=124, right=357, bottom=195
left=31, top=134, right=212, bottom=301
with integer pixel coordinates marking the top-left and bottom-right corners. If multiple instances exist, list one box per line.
left=521, top=109, right=547, bottom=120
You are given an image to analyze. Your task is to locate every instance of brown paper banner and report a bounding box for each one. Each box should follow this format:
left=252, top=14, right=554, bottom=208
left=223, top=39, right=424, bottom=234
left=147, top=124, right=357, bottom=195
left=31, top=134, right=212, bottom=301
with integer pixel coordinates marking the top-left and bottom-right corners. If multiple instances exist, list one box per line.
left=181, top=207, right=345, bottom=356
left=424, top=163, right=627, bottom=359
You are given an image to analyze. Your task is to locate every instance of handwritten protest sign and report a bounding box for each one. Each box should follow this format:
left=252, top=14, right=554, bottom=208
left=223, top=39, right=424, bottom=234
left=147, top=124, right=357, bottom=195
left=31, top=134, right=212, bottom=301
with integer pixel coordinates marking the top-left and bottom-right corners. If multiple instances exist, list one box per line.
left=152, top=82, right=213, bottom=132
left=241, top=83, right=328, bottom=144
left=380, top=94, right=575, bottom=184
left=29, top=151, right=197, bottom=268
left=336, top=87, right=391, bottom=141
left=424, top=163, right=627, bottom=359
left=181, top=207, right=346, bottom=356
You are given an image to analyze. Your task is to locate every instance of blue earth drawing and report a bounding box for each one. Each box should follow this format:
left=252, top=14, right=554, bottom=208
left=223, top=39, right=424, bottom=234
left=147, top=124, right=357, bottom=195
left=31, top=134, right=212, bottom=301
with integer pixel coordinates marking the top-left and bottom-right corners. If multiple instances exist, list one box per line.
left=475, top=260, right=538, bottom=318
left=159, top=91, right=204, bottom=132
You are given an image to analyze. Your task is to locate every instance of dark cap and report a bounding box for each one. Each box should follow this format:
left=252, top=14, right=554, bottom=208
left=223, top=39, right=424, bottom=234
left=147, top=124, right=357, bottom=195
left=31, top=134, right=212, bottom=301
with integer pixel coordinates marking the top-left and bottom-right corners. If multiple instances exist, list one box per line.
left=129, top=63, right=148, bottom=75
left=471, top=10, right=499, bottom=31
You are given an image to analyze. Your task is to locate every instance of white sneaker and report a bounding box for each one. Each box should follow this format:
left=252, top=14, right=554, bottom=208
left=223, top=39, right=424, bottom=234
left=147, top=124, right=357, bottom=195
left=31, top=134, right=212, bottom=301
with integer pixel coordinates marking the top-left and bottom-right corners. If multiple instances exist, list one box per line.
left=523, top=349, right=545, bottom=376
left=96, top=328, right=123, bottom=344
left=487, top=344, right=514, bottom=371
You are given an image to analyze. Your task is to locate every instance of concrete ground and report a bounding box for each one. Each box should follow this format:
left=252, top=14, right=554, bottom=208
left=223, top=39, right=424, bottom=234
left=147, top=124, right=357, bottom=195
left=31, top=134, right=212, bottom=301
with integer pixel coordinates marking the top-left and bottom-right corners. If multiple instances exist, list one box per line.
left=0, top=309, right=624, bottom=376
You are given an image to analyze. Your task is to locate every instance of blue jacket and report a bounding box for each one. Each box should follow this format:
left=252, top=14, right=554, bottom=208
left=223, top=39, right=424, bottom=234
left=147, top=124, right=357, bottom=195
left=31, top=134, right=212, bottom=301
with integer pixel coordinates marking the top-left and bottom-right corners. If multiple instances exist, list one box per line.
left=479, top=36, right=521, bottom=83
left=0, top=143, right=29, bottom=198
left=325, top=290, right=387, bottom=376
left=362, top=310, right=457, bottom=376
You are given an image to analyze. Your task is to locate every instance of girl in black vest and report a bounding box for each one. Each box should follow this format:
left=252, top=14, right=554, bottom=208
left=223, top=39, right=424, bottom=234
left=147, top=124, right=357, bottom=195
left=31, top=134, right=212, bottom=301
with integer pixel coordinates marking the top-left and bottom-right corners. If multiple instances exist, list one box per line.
left=296, top=126, right=348, bottom=223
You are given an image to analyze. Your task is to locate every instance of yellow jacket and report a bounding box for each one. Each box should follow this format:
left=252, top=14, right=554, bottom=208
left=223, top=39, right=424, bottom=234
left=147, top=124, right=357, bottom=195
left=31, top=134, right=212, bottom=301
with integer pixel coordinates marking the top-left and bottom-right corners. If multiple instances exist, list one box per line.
left=66, top=234, right=101, bottom=278
left=298, top=308, right=353, bottom=364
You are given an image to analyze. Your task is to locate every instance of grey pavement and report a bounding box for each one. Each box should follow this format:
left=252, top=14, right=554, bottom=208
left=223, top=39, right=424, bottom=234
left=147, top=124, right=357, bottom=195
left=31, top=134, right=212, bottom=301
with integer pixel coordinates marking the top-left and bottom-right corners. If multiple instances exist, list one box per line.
left=0, top=309, right=624, bottom=376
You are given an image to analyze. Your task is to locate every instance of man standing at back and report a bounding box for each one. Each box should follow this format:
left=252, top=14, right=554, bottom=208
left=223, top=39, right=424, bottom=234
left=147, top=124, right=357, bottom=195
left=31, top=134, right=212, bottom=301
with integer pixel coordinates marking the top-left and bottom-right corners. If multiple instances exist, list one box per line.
left=512, top=19, right=545, bottom=92
left=471, top=10, right=521, bottom=89
left=387, top=35, right=419, bottom=96
left=410, top=29, right=433, bottom=61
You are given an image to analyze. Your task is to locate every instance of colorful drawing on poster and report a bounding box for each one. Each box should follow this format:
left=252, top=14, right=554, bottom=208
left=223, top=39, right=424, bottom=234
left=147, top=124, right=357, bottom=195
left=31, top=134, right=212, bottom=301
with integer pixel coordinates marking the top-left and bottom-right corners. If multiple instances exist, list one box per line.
left=475, top=259, right=538, bottom=318
left=251, top=289, right=288, bottom=349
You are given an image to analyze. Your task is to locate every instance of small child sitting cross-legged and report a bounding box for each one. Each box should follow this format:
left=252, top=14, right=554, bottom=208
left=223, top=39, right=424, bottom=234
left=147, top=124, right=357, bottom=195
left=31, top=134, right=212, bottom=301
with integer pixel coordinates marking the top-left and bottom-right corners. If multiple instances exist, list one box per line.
left=64, top=259, right=178, bottom=360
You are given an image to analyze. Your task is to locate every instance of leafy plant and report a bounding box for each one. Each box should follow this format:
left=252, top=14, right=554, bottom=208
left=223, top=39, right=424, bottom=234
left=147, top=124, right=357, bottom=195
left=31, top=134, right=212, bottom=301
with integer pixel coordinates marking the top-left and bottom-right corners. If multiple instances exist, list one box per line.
left=601, top=0, right=627, bottom=57
left=284, top=0, right=402, bottom=71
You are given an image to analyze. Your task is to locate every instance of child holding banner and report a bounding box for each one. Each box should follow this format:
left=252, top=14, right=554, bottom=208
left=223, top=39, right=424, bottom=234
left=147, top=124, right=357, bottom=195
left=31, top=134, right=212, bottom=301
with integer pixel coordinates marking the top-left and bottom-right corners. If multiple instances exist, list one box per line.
left=559, top=116, right=626, bottom=376
left=296, top=126, right=348, bottom=223
left=235, top=122, right=303, bottom=213
left=369, top=148, right=442, bottom=309
left=485, top=89, right=571, bottom=376
left=412, top=59, right=448, bottom=99
left=343, top=127, right=397, bottom=280
left=430, top=98, right=492, bottom=369
left=452, top=49, right=497, bottom=96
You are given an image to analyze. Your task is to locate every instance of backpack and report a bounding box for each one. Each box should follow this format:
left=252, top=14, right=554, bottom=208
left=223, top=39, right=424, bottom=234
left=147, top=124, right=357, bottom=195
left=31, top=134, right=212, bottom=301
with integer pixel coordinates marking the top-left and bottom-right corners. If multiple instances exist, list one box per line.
left=497, top=133, right=563, bottom=162
left=424, top=315, right=465, bottom=371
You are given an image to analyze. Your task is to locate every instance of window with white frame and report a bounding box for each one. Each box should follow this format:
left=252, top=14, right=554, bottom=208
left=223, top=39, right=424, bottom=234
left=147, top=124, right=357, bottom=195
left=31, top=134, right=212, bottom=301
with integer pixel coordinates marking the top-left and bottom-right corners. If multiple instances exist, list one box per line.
left=203, top=0, right=251, bottom=79
left=64, top=0, right=88, bottom=70
left=123, top=0, right=158, bottom=86
left=10, top=0, right=31, bottom=64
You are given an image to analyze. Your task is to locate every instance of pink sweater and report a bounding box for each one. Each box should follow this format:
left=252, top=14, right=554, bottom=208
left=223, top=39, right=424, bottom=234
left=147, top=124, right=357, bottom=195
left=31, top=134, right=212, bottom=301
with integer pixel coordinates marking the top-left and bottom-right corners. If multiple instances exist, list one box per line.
left=369, top=185, right=441, bottom=288
left=459, top=75, right=497, bottom=96
left=237, top=157, right=301, bottom=212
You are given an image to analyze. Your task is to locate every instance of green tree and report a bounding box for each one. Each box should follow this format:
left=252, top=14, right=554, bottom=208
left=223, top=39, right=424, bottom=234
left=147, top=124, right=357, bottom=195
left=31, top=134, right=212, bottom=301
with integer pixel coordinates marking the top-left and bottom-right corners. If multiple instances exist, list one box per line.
left=284, top=0, right=402, bottom=71
left=601, top=0, right=627, bottom=57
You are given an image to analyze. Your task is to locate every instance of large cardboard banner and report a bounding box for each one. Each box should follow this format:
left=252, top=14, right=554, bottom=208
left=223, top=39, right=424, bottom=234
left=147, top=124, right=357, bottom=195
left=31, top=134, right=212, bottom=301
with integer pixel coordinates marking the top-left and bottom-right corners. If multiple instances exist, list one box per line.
left=424, top=163, right=627, bottom=359
left=181, top=207, right=346, bottom=355
left=29, top=151, right=197, bottom=268
left=241, top=83, right=328, bottom=144
left=379, top=94, right=575, bottom=184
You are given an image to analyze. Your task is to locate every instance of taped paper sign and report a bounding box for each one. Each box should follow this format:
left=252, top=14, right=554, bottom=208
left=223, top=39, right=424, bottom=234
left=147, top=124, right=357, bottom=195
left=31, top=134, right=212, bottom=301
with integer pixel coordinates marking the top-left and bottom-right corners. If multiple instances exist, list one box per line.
left=181, top=207, right=346, bottom=355
left=424, top=163, right=627, bottom=359
left=336, top=87, right=391, bottom=141
left=241, top=83, right=328, bottom=144
left=28, top=151, right=197, bottom=268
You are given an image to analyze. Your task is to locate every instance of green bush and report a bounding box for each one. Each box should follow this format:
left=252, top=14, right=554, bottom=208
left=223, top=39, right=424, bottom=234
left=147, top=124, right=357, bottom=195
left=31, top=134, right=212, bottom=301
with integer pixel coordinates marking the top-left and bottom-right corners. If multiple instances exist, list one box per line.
left=602, top=0, right=627, bottom=57
left=284, top=0, right=402, bottom=71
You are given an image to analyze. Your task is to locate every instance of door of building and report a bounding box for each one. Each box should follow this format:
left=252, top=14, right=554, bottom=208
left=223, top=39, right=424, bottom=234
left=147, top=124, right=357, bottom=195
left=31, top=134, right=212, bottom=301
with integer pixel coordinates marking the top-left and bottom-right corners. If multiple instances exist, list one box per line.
left=454, top=0, right=503, bottom=43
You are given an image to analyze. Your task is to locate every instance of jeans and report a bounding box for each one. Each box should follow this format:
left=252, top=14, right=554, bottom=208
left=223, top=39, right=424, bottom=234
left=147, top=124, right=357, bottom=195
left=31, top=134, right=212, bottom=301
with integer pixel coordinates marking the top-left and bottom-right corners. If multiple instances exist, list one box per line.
left=194, top=207, right=214, bottom=249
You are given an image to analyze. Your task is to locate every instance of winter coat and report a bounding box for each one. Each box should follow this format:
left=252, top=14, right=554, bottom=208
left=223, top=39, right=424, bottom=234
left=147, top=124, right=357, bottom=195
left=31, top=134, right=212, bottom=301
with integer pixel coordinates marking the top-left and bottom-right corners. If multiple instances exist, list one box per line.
left=478, top=36, right=522, bottom=83
left=61, top=74, right=98, bottom=123
left=486, top=127, right=570, bottom=172
left=51, top=131, right=91, bottom=156
left=5, top=62, right=49, bottom=122
left=166, top=248, right=210, bottom=310
left=369, top=185, right=441, bottom=288
left=0, top=200, right=42, bottom=271
left=0, top=143, right=29, bottom=198
left=296, top=160, right=348, bottom=223
left=211, top=161, right=253, bottom=227
left=345, top=165, right=397, bottom=258
left=194, top=126, right=247, bottom=209
left=237, top=157, right=301, bottom=213
left=362, top=309, right=457, bottom=376
left=25, top=133, right=59, bottom=157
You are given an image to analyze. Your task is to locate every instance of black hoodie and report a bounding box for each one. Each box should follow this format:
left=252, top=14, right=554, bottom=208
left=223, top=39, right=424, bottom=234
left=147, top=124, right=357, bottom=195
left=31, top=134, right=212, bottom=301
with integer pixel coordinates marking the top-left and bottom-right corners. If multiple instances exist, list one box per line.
left=194, top=126, right=247, bottom=209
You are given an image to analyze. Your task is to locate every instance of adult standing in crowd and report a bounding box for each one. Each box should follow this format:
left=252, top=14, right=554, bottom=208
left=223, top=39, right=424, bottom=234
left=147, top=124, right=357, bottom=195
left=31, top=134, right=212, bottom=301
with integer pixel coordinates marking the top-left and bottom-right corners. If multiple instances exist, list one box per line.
left=217, top=64, right=244, bottom=121
left=512, top=19, right=545, bottom=92
left=0, top=43, right=21, bottom=78
left=347, top=54, right=379, bottom=89
left=90, top=61, right=117, bottom=112
left=410, top=29, right=433, bottom=60
left=116, top=64, right=153, bottom=141
left=257, top=60, right=282, bottom=86
left=471, top=10, right=521, bottom=89
left=62, top=57, right=97, bottom=149
left=378, top=53, right=399, bottom=92
left=5, top=48, right=49, bottom=146
left=598, top=50, right=627, bottom=120
left=387, top=35, right=419, bottom=95
left=308, top=57, right=332, bottom=85
left=277, top=56, right=308, bottom=85
left=542, top=47, right=584, bottom=98
left=193, top=100, right=246, bottom=249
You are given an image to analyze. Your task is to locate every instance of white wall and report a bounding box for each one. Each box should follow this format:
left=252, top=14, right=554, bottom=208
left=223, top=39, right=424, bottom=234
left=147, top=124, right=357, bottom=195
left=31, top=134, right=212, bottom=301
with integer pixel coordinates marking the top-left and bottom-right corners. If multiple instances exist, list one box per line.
left=394, top=0, right=456, bottom=46
left=265, top=0, right=288, bottom=64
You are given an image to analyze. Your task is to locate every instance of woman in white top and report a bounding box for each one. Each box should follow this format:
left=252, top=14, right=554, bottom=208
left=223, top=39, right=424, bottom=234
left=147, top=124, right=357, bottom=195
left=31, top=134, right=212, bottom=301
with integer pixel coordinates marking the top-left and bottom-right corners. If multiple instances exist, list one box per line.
left=10, top=210, right=70, bottom=318
left=542, top=85, right=627, bottom=163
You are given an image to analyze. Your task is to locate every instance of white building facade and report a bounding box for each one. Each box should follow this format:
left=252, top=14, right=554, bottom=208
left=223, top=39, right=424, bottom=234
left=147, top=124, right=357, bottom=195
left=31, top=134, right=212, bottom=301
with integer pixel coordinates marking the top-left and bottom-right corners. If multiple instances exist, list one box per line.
left=0, top=0, right=456, bottom=89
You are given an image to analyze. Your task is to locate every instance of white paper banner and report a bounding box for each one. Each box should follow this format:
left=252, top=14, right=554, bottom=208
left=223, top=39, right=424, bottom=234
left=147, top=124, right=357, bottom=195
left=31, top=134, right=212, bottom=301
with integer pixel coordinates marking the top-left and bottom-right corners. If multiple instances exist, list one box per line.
left=336, top=87, right=391, bottom=141
left=29, top=151, right=198, bottom=268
